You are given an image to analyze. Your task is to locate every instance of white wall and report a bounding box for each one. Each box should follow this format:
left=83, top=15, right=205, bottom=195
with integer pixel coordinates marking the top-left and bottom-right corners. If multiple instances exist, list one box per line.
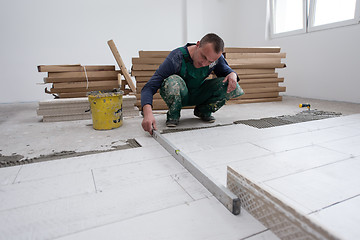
left=0, top=0, right=185, bottom=103
left=230, top=0, right=360, bottom=103
left=1, top=0, right=359, bottom=103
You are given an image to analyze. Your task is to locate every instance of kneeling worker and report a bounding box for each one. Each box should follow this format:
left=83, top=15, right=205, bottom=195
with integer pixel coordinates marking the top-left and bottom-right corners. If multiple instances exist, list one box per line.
left=141, top=33, right=244, bottom=134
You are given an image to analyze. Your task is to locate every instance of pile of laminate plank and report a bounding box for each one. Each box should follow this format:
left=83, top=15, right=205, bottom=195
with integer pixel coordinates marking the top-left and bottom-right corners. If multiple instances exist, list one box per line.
left=37, top=95, right=138, bottom=122
left=131, top=47, right=286, bottom=110
left=224, top=47, right=286, bottom=104
left=38, top=64, right=132, bottom=98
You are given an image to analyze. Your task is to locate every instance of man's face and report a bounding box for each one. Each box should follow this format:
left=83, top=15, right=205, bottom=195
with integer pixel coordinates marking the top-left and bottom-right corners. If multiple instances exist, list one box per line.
left=193, top=42, right=222, bottom=68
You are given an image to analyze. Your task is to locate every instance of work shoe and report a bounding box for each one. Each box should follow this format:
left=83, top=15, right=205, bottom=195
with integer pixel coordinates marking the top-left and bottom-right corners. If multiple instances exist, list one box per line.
left=166, top=119, right=179, bottom=127
left=194, top=109, right=216, bottom=123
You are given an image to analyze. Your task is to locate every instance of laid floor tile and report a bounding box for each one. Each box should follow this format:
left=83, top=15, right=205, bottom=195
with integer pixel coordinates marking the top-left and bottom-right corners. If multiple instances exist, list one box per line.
left=229, top=145, right=350, bottom=182
left=171, top=172, right=212, bottom=200
left=308, top=195, right=360, bottom=240
left=93, top=156, right=185, bottom=191
left=0, top=165, right=21, bottom=186
left=251, top=126, right=360, bottom=153
left=56, top=197, right=268, bottom=240
left=0, top=171, right=94, bottom=211
left=318, top=134, right=360, bottom=157
left=15, top=145, right=170, bottom=183
left=0, top=176, right=193, bottom=240
left=264, top=156, right=360, bottom=212
left=243, top=230, right=280, bottom=240
left=188, top=142, right=272, bottom=168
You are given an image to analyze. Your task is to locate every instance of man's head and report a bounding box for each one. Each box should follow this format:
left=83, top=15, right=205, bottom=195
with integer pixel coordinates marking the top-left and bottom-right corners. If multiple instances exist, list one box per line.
left=193, top=33, right=224, bottom=68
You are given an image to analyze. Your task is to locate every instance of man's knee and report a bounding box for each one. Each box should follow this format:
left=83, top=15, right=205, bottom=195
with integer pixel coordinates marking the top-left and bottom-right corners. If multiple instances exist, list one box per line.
left=160, top=75, right=186, bottom=96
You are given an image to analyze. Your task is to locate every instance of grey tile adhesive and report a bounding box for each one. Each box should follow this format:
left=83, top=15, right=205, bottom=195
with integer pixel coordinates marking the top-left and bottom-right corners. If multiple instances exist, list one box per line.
left=234, top=110, right=342, bottom=129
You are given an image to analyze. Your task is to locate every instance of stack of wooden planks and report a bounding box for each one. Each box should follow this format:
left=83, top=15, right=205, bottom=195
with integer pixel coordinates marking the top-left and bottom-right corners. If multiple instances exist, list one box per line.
left=132, top=47, right=286, bottom=110
left=132, top=51, right=171, bottom=110
left=37, top=95, right=139, bottom=122
left=38, top=64, right=132, bottom=98
left=224, top=47, right=286, bottom=104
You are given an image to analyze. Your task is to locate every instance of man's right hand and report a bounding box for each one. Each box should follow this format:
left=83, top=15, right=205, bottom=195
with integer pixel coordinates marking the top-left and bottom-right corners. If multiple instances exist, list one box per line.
left=141, top=104, right=157, bottom=135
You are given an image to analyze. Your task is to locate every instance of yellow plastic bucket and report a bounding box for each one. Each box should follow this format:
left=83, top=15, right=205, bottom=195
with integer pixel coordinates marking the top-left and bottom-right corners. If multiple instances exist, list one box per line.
left=88, top=90, right=123, bottom=130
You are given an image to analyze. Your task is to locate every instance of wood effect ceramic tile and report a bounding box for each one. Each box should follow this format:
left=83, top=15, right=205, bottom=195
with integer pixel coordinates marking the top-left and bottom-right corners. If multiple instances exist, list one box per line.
left=264, top=156, right=360, bottom=212
left=0, top=166, right=21, bottom=186
left=308, top=195, right=360, bottom=240
left=187, top=142, right=272, bottom=169
left=171, top=172, right=212, bottom=200
left=0, top=177, right=193, bottom=240
left=15, top=145, right=170, bottom=183
left=134, top=136, right=159, bottom=147
left=0, top=171, right=95, bottom=211
left=289, top=115, right=359, bottom=131
left=229, top=145, right=350, bottom=182
left=251, top=126, right=360, bottom=153
left=56, top=197, right=268, bottom=240
left=318, top=134, right=360, bottom=156
left=243, top=230, right=280, bottom=240
left=92, top=156, right=186, bottom=191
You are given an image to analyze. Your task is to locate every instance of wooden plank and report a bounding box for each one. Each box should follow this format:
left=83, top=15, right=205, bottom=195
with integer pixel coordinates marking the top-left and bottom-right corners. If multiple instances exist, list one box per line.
left=107, top=39, right=136, bottom=92
left=134, top=76, right=152, bottom=83
left=44, top=76, right=118, bottom=83
left=234, top=69, right=276, bottom=75
left=243, top=87, right=286, bottom=94
left=48, top=71, right=121, bottom=78
left=227, top=96, right=283, bottom=104
left=240, top=83, right=279, bottom=89
left=228, top=63, right=286, bottom=69
left=138, top=51, right=171, bottom=58
left=53, top=80, right=119, bottom=89
left=38, top=64, right=81, bottom=72
left=238, top=73, right=278, bottom=79
left=132, top=70, right=156, bottom=77
left=55, top=89, right=132, bottom=98
left=239, top=78, right=284, bottom=84
left=226, top=58, right=281, bottom=64
left=38, top=65, right=115, bottom=73
left=132, top=57, right=165, bottom=65
left=225, top=47, right=281, bottom=53
left=49, top=85, right=120, bottom=93
left=236, top=92, right=279, bottom=99
left=132, top=64, right=160, bottom=71
left=225, top=52, right=286, bottom=59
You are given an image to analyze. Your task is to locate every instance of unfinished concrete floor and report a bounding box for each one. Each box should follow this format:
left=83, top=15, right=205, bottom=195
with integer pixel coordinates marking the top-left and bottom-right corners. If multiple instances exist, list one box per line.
left=1, top=95, right=360, bottom=239
left=1, top=95, right=360, bottom=164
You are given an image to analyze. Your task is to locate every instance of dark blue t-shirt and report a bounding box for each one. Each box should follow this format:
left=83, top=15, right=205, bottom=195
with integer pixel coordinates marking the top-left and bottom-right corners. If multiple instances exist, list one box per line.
left=140, top=43, right=237, bottom=108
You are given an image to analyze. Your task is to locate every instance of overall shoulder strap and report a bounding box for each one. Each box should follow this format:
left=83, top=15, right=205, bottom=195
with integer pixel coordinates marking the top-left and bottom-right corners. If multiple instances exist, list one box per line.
left=179, top=47, right=191, bottom=63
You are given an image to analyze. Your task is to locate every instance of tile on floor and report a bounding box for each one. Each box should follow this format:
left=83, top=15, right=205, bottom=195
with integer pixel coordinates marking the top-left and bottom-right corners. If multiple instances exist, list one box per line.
left=56, top=196, right=269, bottom=240
left=264, top=156, right=360, bottom=212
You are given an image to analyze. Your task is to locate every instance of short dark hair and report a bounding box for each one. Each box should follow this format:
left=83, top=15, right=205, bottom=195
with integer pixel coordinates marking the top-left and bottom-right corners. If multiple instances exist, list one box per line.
left=199, top=33, right=224, bottom=53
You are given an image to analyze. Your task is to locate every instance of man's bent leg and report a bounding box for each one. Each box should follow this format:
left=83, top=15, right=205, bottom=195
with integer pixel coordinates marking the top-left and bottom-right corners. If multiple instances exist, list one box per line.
left=160, top=75, right=189, bottom=122
left=194, top=77, right=244, bottom=117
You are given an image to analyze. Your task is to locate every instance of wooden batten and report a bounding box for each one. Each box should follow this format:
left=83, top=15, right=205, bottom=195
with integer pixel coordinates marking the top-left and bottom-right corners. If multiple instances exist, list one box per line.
left=48, top=71, right=121, bottom=78
left=132, top=58, right=165, bottom=65
left=38, top=65, right=115, bottom=72
left=225, top=47, right=281, bottom=53
left=225, top=53, right=286, bottom=59
left=138, top=51, right=171, bottom=58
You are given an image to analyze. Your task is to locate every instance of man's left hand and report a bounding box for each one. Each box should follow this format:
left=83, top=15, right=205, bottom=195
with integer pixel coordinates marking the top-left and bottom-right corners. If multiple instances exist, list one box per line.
left=223, top=72, right=238, bottom=93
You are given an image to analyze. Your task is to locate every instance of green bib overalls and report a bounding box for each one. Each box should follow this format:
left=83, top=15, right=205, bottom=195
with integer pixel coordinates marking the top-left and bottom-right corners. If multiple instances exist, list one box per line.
left=160, top=47, right=244, bottom=121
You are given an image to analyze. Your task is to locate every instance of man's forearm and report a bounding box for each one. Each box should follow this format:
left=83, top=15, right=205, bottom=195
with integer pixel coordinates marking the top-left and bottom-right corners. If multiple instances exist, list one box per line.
left=142, top=104, right=153, bottom=117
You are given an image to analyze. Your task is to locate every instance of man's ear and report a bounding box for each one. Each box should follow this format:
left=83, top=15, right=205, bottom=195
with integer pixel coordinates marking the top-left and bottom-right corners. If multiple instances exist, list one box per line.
left=196, top=41, right=200, bottom=47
